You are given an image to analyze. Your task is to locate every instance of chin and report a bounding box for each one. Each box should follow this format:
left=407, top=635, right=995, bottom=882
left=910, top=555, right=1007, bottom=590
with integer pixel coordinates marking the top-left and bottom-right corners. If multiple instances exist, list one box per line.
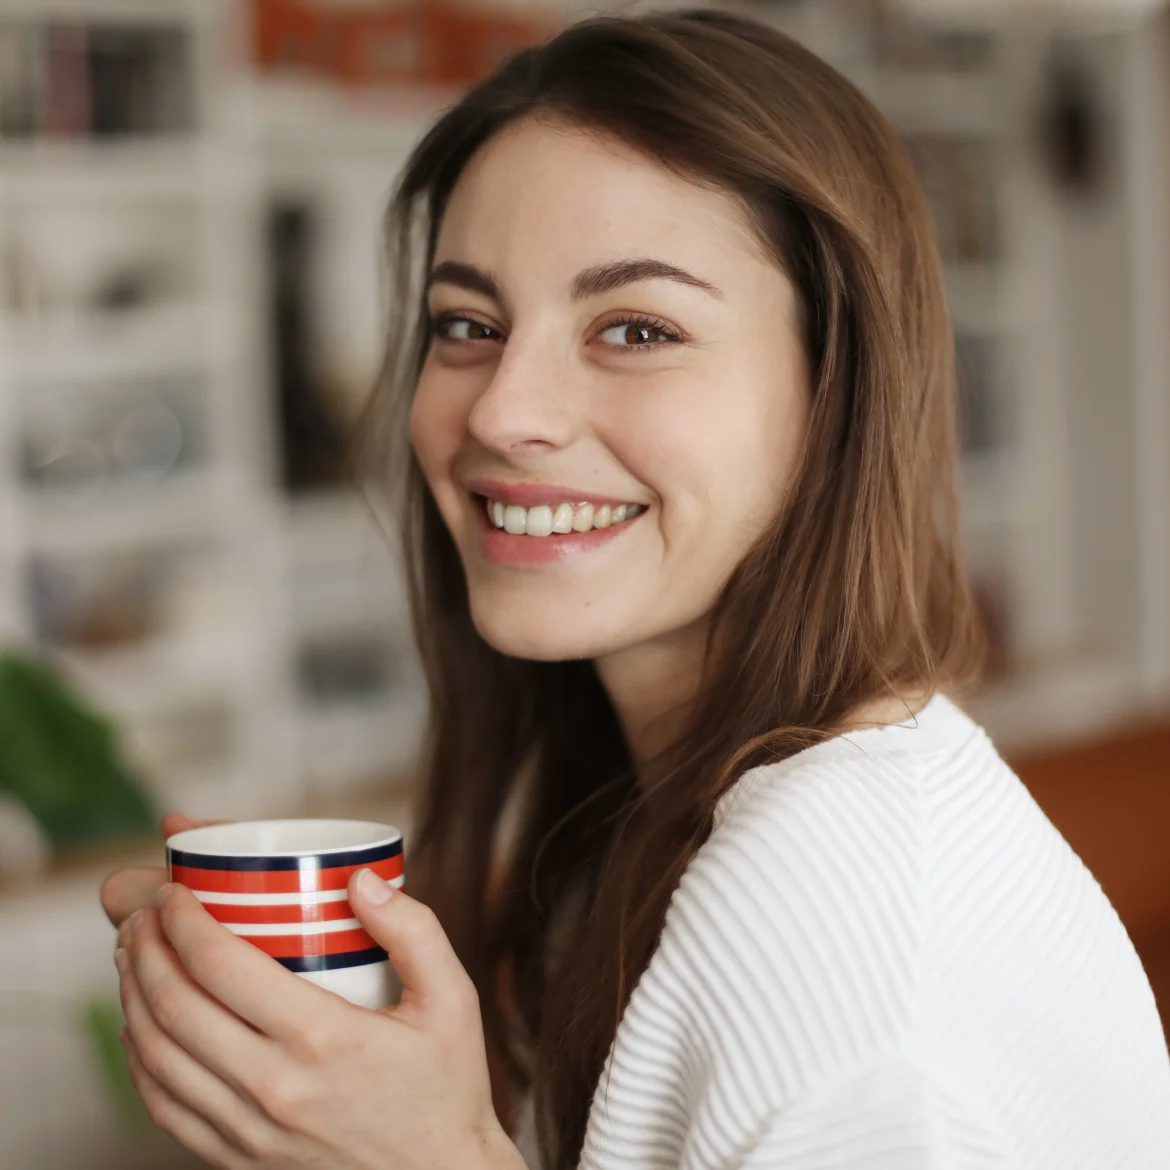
left=468, top=595, right=624, bottom=662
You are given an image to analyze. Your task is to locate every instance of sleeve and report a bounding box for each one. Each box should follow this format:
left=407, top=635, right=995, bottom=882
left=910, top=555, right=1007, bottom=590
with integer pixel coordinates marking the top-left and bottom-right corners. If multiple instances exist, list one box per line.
left=726, top=1058, right=1016, bottom=1169
left=579, top=757, right=1016, bottom=1170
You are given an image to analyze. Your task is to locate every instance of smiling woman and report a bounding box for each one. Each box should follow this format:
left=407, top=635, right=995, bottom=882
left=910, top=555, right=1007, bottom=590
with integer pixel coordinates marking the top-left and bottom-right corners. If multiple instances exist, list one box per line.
left=360, top=9, right=1170, bottom=1168
left=410, top=117, right=809, bottom=670
left=99, top=8, right=1170, bottom=1170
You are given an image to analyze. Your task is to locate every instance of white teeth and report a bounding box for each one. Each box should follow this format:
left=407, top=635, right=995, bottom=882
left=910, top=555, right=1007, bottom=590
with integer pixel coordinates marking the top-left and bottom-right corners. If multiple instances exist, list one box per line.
left=551, top=502, right=574, bottom=533
left=503, top=505, right=527, bottom=535
left=484, top=496, right=641, bottom=537
left=572, top=503, right=594, bottom=532
left=525, top=505, right=553, bottom=537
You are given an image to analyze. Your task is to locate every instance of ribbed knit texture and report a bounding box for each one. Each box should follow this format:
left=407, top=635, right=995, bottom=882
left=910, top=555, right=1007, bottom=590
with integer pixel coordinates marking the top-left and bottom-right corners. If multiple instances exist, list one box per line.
left=524, top=694, right=1170, bottom=1168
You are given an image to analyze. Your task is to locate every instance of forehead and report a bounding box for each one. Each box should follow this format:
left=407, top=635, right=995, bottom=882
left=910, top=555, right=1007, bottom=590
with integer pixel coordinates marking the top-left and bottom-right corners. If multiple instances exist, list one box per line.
left=432, top=116, right=776, bottom=291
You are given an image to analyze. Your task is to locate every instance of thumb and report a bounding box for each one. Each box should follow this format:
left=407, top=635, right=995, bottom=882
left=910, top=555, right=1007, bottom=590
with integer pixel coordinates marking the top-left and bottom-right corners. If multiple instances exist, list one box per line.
left=348, top=868, right=474, bottom=1017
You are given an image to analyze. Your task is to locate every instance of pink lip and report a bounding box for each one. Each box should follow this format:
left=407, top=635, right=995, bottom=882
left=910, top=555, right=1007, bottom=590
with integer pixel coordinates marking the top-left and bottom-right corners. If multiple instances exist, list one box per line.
left=463, top=477, right=634, bottom=509
left=471, top=493, right=642, bottom=567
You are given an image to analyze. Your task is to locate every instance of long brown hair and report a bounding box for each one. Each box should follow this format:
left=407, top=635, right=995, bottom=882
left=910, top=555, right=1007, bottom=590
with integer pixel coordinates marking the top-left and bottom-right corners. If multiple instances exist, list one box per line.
left=355, top=9, right=983, bottom=1167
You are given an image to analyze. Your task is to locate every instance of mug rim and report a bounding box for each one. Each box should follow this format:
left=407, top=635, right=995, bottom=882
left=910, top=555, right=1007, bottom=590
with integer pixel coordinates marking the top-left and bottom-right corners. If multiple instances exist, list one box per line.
left=165, top=818, right=402, bottom=860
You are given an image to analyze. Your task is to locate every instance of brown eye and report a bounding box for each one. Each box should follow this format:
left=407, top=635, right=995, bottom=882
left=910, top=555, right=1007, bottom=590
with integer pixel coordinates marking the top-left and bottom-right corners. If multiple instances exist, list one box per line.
left=432, top=315, right=502, bottom=342
left=598, top=317, right=679, bottom=349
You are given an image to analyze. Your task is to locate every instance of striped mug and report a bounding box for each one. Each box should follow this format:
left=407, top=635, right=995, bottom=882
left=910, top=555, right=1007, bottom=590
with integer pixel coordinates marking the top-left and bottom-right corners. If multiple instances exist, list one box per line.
left=166, top=819, right=404, bottom=1009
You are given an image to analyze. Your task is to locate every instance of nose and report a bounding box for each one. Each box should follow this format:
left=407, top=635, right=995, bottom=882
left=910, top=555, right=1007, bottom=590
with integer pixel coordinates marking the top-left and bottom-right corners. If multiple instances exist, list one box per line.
left=466, top=333, right=580, bottom=456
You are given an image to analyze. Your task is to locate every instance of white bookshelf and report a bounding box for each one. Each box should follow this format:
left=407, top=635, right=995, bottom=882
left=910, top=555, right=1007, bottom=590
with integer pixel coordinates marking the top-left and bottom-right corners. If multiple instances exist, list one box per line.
left=0, top=5, right=427, bottom=1162
left=0, top=0, right=432, bottom=836
left=797, top=0, right=1170, bottom=752
left=0, top=0, right=1165, bottom=821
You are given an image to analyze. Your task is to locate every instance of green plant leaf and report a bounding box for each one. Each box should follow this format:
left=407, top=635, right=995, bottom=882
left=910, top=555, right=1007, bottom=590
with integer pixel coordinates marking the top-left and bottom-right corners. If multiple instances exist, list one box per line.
left=79, top=997, right=150, bottom=1131
left=0, top=648, right=157, bottom=848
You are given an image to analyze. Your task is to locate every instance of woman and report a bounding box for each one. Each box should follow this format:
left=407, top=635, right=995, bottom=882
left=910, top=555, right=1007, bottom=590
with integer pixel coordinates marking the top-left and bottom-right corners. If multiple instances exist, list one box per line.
left=101, top=9, right=1170, bottom=1169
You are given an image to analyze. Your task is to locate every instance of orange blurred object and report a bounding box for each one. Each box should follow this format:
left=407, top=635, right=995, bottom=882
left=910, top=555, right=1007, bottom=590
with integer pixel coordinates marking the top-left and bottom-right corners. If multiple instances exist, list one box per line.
left=1013, top=720, right=1170, bottom=1045
left=251, top=0, right=548, bottom=89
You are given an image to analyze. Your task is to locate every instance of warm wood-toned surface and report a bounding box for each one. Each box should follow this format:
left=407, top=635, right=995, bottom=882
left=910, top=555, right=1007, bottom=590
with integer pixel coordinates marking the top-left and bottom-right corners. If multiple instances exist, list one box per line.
left=1011, top=719, right=1170, bottom=1044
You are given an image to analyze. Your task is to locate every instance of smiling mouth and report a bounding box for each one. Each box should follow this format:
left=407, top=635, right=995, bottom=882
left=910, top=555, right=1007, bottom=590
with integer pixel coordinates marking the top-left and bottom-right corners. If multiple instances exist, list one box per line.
left=478, top=494, right=646, bottom=537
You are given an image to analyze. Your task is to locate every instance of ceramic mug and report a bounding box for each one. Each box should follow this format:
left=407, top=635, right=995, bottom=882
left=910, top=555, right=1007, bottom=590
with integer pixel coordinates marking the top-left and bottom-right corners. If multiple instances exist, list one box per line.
left=165, top=819, right=404, bottom=1009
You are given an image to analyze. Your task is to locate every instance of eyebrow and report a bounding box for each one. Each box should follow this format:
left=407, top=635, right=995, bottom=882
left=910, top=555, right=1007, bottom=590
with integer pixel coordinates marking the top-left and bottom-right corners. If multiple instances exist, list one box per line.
left=426, top=257, right=723, bottom=304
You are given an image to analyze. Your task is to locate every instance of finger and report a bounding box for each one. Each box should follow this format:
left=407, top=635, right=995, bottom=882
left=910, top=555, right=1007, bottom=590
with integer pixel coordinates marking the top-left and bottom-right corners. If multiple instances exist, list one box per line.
left=156, top=883, right=342, bottom=1042
left=349, top=868, right=476, bottom=1017
left=126, top=906, right=278, bottom=1093
left=101, top=819, right=231, bottom=928
left=122, top=1032, right=253, bottom=1170
left=102, top=867, right=168, bottom=929
left=117, top=905, right=159, bottom=953
left=118, top=953, right=282, bottom=1159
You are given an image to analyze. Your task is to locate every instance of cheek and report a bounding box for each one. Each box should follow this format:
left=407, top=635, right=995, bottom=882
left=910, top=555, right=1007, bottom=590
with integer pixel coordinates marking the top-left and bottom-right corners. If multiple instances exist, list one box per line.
left=617, top=371, right=806, bottom=577
left=409, top=372, right=464, bottom=487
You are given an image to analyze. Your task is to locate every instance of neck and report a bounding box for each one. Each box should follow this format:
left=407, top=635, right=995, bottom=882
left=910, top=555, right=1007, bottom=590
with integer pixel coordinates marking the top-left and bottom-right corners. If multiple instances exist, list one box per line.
left=595, top=623, right=934, bottom=780
left=594, top=620, right=711, bottom=778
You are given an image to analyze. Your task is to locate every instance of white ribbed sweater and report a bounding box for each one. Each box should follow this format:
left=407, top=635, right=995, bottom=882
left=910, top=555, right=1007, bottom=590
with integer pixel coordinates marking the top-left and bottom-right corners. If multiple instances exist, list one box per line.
left=520, top=694, right=1170, bottom=1168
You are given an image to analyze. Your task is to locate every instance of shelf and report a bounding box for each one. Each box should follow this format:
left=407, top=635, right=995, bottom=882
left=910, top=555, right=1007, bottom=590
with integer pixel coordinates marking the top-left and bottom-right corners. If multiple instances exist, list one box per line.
left=297, top=692, right=427, bottom=792
left=855, top=67, right=1003, bottom=136
left=0, top=139, right=206, bottom=203
left=49, top=632, right=251, bottom=716
left=281, top=491, right=407, bottom=611
left=1, top=302, right=212, bottom=383
left=232, top=77, right=451, bottom=155
left=0, top=0, right=209, bottom=20
left=21, top=468, right=221, bottom=553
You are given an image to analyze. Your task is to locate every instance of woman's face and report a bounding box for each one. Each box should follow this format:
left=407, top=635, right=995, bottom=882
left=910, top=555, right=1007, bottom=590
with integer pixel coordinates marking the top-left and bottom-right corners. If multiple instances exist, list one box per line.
left=410, top=117, right=810, bottom=663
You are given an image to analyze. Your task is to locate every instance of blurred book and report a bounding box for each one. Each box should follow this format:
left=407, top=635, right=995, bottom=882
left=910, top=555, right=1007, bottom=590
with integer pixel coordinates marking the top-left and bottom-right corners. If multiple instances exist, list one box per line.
left=0, top=19, right=193, bottom=140
left=296, top=631, right=399, bottom=705
left=955, top=331, right=1000, bottom=456
left=250, top=0, right=546, bottom=90
left=857, top=0, right=997, bottom=72
left=904, top=135, right=1000, bottom=264
left=268, top=200, right=349, bottom=494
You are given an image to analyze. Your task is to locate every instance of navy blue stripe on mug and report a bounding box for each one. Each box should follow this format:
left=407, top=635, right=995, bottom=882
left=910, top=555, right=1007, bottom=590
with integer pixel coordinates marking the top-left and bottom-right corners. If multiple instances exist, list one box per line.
left=168, top=839, right=402, bottom=871
left=274, top=946, right=390, bottom=974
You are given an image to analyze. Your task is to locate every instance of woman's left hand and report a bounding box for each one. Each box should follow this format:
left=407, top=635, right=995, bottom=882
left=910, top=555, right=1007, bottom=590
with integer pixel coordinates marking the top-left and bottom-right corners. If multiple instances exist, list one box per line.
left=114, top=869, right=525, bottom=1170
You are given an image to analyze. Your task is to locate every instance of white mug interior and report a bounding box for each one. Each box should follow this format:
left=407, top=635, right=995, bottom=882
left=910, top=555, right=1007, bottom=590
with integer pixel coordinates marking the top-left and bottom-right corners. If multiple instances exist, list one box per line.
left=165, top=818, right=401, bottom=858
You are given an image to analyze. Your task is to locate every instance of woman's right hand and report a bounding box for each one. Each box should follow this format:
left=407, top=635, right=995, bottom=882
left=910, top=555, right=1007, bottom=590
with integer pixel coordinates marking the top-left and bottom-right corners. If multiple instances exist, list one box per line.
left=100, top=814, right=227, bottom=932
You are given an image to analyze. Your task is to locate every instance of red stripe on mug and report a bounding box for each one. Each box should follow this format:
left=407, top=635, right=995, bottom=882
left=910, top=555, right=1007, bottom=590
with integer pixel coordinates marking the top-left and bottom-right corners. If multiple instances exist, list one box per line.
left=238, top=927, right=379, bottom=959
left=202, top=899, right=356, bottom=926
left=171, top=853, right=403, bottom=895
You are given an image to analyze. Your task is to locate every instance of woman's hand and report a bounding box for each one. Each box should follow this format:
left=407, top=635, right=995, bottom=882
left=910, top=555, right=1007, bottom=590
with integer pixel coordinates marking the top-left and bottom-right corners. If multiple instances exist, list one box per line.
left=114, top=868, right=525, bottom=1170
left=100, top=814, right=226, bottom=930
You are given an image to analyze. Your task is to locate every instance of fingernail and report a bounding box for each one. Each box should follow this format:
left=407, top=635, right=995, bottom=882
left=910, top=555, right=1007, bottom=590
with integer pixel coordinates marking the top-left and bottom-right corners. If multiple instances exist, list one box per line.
left=126, top=909, right=145, bottom=936
left=114, top=948, right=128, bottom=974
left=358, top=867, right=393, bottom=906
left=155, top=883, right=173, bottom=906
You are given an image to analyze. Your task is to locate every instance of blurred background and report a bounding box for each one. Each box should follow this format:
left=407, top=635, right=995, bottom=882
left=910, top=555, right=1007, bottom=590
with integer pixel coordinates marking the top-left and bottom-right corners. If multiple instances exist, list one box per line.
left=0, top=0, right=1168, bottom=1165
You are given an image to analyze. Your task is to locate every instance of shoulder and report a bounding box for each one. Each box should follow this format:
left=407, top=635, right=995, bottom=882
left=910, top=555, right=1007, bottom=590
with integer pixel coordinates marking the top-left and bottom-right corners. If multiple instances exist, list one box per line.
left=641, top=696, right=1030, bottom=1077
left=712, top=692, right=988, bottom=831
left=585, top=699, right=1170, bottom=1167
left=640, top=713, right=956, bottom=1086
left=692, top=695, right=990, bottom=935
left=590, top=699, right=993, bottom=1147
